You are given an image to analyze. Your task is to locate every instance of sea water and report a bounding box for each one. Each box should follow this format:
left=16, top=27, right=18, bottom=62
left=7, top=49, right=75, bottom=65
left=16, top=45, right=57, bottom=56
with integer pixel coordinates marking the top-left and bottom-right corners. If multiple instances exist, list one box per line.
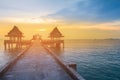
left=0, top=39, right=120, bottom=80
left=60, top=39, right=120, bottom=80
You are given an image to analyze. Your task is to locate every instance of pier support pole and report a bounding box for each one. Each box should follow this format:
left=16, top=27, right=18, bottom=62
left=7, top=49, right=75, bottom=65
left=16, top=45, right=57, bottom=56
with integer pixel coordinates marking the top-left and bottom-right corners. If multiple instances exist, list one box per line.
left=4, top=41, right=6, bottom=50
left=11, top=44, right=13, bottom=50
left=68, top=63, right=77, bottom=71
left=8, top=43, right=10, bottom=50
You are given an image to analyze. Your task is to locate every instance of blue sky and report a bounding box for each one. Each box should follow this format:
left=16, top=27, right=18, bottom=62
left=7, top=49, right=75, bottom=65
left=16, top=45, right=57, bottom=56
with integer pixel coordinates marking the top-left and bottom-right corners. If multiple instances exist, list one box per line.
left=48, top=0, right=120, bottom=23
left=0, top=0, right=120, bottom=23
left=0, top=0, right=77, bottom=18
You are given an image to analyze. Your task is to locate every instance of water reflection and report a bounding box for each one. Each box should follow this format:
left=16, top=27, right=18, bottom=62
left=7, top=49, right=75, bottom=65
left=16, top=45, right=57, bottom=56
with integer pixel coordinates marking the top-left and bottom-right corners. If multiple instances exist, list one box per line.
left=51, top=47, right=64, bottom=56
left=4, top=49, right=22, bottom=58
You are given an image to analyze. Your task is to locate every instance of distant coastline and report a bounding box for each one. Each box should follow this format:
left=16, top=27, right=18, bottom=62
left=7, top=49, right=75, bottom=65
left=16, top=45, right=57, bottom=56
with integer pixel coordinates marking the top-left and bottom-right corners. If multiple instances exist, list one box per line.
left=65, top=38, right=120, bottom=40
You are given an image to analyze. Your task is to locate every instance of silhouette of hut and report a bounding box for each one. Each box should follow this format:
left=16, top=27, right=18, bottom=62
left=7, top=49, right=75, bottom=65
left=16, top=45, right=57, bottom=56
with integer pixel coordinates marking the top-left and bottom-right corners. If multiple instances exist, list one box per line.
left=5, top=26, right=23, bottom=50
left=49, top=27, right=64, bottom=40
left=5, top=26, right=23, bottom=41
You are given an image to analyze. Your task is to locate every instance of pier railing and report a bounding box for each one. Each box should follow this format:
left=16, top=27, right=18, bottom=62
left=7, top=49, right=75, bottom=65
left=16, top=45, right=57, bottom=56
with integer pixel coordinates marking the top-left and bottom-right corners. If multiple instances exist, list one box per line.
left=1, top=41, right=85, bottom=80
left=4, top=40, right=31, bottom=44
left=44, top=46, right=85, bottom=80
left=42, top=40, right=64, bottom=44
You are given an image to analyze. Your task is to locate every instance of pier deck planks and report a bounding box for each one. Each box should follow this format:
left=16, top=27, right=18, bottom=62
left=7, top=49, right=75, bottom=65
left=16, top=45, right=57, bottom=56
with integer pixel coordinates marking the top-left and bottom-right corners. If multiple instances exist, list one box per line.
left=1, top=41, right=72, bottom=80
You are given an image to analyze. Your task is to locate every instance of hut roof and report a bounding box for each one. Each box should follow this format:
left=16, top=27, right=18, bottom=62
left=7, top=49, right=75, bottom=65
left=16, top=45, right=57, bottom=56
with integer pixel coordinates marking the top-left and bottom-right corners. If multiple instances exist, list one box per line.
left=6, top=26, right=23, bottom=37
left=49, top=27, right=64, bottom=37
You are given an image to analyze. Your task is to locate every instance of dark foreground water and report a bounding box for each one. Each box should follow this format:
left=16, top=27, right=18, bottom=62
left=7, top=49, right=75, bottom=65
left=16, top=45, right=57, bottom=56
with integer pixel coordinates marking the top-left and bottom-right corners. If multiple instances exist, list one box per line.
left=59, top=39, right=120, bottom=80
left=0, top=39, right=120, bottom=80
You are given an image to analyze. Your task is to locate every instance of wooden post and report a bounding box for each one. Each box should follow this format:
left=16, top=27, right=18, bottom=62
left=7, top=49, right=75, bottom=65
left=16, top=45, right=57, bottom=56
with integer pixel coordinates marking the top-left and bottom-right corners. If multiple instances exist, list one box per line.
left=8, top=43, right=10, bottom=49
left=63, top=42, right=64, bottom=49
left=11, top=43, right=13, bottom=50
left=4, top=42, right=6, bottom=50
left=68, top=63, right=77, bottom=71
left=56, top=42, right=60, bottom=49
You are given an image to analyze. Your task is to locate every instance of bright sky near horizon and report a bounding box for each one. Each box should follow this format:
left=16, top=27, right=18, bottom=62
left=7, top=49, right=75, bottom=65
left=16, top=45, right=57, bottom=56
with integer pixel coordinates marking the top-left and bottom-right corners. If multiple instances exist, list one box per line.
left=0, top=0, right=120, bottom=39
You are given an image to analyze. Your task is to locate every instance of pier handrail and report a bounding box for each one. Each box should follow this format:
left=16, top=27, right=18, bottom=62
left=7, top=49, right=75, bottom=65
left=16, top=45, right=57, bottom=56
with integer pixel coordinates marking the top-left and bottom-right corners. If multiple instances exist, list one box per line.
left=4, top=40, right=31, bottom=43
left=44, top=46, right=85, bottom=80
left=41, top=40, right=64, bottom=43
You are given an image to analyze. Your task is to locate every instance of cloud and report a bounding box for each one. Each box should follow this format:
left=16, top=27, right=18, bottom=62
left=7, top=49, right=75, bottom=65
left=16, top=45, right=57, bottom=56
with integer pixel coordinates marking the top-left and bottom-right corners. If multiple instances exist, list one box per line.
left=0, top=0, right=80, bottom=18
left=47, top=0, right=120, bottom=23
left=1, top=0, right=120, bottom=28
left=92, top=21, right=120, bottom=30
left=0, top=17, right=64, bottom=24
left=59, top=20, right=120, bottom=31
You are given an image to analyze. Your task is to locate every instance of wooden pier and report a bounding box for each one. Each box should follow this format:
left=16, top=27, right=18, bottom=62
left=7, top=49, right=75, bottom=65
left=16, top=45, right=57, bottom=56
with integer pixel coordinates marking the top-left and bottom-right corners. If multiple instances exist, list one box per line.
left=1, top=26, right=85, bottom=80
left=4, top=26, right=64, bottom=51
left=0, top=40, right=84, bottom=80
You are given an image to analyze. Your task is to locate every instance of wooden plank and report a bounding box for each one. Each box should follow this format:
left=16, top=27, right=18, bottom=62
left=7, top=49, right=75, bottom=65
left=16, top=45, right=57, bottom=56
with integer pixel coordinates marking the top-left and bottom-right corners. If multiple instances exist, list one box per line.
left=0, top=41, right=73, bottom=80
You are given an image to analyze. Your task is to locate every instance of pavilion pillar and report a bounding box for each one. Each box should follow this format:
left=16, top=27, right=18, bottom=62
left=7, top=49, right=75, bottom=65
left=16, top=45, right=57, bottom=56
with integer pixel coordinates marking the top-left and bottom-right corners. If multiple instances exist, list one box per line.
left=4, top=42, right=6, bottom=50
left=11, top=43, right=13, bottom=50
left=8, top=43, right=10, bottom=50
left=13, top=37, right=15, bottom=42
left=63, top=42, right=64, bottom=49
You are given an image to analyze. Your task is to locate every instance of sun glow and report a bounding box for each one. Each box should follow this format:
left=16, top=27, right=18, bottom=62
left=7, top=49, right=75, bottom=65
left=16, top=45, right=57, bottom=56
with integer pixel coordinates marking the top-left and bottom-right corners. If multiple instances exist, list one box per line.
left=1, top=17, right=61, bottom=24
left=37, top=29, right=46, bottom=32
left=1, top=19, right=120, bottom=39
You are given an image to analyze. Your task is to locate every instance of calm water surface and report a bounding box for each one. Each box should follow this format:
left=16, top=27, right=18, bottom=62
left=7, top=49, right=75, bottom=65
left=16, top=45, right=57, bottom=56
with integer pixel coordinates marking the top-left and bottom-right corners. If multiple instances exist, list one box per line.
left=0, top=39, right=120, bottom=80
left=0, top=39, right=23, bottom=68
left=60, top=39, right=120, bottom=80
left=0, top=40, right=10, bottom=67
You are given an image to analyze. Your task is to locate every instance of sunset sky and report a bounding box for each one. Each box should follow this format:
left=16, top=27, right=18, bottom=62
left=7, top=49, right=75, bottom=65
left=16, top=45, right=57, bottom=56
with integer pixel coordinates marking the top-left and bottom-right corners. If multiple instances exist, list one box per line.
left=0, top=0, right=120, bottom=39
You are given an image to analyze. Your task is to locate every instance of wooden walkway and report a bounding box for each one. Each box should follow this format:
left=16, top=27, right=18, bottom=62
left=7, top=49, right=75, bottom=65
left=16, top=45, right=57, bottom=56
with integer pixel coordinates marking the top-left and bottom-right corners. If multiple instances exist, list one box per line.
left=0, top=41, right=73, bottom=80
